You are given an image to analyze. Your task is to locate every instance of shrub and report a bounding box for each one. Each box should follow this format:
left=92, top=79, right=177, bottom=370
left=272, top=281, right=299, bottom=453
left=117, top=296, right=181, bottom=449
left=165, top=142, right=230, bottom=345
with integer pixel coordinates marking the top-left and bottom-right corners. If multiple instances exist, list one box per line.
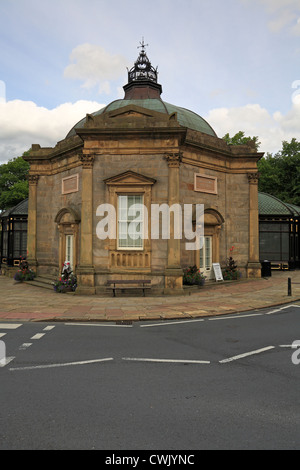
left=52, top=262, right=77, bottom=293
left=222, top=246, right=241, bottom=280
left=183, top=265, right=206, bottom=286
left=13, top=258, right=36, bottom=282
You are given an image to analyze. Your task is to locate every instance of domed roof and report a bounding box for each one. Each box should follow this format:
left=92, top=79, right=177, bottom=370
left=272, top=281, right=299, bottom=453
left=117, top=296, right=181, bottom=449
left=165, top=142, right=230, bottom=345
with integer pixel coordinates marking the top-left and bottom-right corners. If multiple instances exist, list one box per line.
left=1, top=198, right=28, bottom=218
left=258, top=192, right=300, bottom=216
left=66, top=42, right=217, bottom=140
left=66, top=98, right=217, bottom=139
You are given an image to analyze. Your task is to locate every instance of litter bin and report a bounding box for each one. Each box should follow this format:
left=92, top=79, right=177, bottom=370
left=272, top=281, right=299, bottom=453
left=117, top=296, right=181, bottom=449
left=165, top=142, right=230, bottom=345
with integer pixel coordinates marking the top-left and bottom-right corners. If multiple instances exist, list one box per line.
left=261, top=260, right=271, bottom=277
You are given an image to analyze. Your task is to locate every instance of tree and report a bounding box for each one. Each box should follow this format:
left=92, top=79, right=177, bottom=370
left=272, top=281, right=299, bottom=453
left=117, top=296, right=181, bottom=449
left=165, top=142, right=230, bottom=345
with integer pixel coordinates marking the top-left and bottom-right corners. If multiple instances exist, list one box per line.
left=257, top=138, right=300, bottom=206
left=0, top=152, right=30, bottom=212
left=223, top=132, right=300, bottom=206
left=223, top=131, right=261, bottom=151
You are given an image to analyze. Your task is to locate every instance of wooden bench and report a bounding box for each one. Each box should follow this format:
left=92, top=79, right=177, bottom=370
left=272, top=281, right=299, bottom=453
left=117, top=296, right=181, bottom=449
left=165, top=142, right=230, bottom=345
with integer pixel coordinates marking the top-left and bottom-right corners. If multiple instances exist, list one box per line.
left=107, top=279, right=151, bottom=297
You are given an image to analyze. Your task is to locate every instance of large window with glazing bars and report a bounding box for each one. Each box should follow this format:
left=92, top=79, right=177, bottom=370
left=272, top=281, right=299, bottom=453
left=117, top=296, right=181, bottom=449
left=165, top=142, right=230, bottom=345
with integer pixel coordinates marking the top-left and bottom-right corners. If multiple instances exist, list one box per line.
left=117, top=195, right=144, bottom=250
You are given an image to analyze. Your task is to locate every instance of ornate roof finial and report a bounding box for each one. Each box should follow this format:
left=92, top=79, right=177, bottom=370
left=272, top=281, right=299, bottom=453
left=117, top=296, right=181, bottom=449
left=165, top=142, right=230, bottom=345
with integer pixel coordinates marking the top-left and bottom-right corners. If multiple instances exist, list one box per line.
left=123, top=40, right=162, bottom=99
left=127, top=39, right=158, bottom=84
left=138, top=37, right=149, bottom=53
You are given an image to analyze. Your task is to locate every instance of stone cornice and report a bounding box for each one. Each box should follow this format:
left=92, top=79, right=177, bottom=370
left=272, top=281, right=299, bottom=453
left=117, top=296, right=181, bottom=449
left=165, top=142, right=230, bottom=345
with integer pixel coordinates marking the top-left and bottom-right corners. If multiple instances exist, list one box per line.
left=75, top=126, right=187, bottom=144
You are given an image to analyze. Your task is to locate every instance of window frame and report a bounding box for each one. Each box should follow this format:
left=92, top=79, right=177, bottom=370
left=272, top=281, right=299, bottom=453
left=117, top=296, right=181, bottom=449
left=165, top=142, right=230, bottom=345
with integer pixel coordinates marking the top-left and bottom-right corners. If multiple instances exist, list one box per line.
left=117, top=194, right=145, bottom=251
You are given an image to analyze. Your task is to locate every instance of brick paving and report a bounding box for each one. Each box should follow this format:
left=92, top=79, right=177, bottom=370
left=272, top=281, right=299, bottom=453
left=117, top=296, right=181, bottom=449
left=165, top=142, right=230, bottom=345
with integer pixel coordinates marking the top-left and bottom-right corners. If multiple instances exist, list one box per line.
left=0, top=270, right=300, bottom=322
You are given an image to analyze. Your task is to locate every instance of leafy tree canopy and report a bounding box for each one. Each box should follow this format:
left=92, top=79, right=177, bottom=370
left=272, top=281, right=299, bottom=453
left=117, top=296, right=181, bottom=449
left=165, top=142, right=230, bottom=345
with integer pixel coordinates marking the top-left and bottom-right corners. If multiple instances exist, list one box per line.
left=223, top=132, right=300, bottom=206
left=0, top=152, right=30, bottom=212
left=257, top=138, right=300, bottom=206
left=223, top=131, right=261, bottom=151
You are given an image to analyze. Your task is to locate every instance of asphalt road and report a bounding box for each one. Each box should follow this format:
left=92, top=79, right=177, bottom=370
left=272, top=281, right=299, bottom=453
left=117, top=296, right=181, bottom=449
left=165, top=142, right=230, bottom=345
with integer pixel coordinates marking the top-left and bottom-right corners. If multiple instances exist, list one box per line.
left=1, top=304, right=300, bottom=450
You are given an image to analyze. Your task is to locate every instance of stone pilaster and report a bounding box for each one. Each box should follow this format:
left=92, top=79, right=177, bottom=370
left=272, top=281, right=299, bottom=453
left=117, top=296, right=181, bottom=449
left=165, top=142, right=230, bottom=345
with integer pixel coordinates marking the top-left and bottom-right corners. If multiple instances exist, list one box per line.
left=164, top=153, right=184, bottom=293
left=247, top=172, right=261, bottom=278
left=27, top=175, right=39, bottom=269
left=76, top=153, right=96, bottom=294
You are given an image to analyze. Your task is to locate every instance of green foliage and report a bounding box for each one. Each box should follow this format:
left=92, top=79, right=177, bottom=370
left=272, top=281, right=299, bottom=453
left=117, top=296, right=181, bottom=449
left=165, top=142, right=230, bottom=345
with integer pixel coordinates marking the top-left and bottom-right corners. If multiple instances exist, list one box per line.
left=13, top=258, right=36, bottom=282
left=222, top=246, right=241, bottom=280
left=0, top=153, right=30, bottom=211
left=52, top=262, right=77, bottom=293
left=258, top=138, right=300, bottom=206
left=223, top=131, right=261, bottom=150
left=223, top=131, right=300, bottom=206
left=52, top=274, right=77, bottom=293
left=183, top=265, right=205, bottom=286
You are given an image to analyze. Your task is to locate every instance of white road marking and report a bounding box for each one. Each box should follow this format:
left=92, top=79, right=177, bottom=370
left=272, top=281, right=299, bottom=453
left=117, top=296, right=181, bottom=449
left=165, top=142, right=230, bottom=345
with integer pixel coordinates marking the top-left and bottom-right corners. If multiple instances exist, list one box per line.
left=265, top=309, right=281, bottom=315
left=0, top=356, right=15, bottom=367
left=265, top=304, right=300, bottom=315
left=219, top=346, right=275, bottom=363
left=279, top=344, right=299, bottom=348
left=19, top=343, right=32, bottom=350
left=43, top=326, right=55, bottom=331
left=65, top=322, right=132, bottom=328
left=122, top=357, right=210, bottom=364
left=30, top=333, right=45, bottom=340
left=0, top=323, right=22, bottom=329
left=9, top=357, right=114, bottom=371
left=209, top=313, right=263, bottom=321
left=140, top=319, right=205, bottom=328
left=0, top=333, right=7, bottom=338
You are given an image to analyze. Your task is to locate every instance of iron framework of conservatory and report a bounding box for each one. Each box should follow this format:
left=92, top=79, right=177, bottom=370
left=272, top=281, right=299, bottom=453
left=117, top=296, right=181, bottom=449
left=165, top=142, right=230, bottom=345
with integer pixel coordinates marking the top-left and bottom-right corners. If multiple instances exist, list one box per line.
left=0, top=200, right=28, bottom=267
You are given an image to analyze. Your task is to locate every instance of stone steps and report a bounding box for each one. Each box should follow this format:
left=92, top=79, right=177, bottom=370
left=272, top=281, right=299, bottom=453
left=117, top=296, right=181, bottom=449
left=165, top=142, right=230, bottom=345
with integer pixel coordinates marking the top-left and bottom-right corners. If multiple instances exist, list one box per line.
left=26, top=275, right=54, bottom=290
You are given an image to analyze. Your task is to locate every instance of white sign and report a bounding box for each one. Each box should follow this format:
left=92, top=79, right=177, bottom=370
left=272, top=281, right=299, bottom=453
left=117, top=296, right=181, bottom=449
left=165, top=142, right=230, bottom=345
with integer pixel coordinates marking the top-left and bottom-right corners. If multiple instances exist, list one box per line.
left=212, top=263, right=223, bottom=281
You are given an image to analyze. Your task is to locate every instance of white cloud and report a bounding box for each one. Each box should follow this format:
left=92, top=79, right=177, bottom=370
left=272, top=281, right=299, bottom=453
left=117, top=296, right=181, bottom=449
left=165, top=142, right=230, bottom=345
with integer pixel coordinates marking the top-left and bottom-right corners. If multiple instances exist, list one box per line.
left=1, top=96, right=300, bottom=166
left=205, top=98, right=300, bottom=154
left=241, top=0, right=300, bottom=34
left=64, top=43, right=128, bottom=93
left=0, top=99, right=105, bottom=163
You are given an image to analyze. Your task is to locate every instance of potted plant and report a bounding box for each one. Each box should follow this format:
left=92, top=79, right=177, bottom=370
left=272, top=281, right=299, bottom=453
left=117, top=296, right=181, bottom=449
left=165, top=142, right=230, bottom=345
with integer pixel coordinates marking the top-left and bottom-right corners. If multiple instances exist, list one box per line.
left=13, top=258, right=36, bottom=282
left=183, top=265, right=206, bottom=286
left=222, top=246, right=241, bottom=280
left=52, top=262, right=77, bottom=293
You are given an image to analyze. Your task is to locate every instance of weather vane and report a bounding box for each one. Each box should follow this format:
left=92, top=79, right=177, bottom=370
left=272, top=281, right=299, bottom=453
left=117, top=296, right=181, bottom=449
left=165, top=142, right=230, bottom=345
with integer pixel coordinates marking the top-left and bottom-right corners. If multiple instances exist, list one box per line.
left=138, top=37, right=148, bottom=53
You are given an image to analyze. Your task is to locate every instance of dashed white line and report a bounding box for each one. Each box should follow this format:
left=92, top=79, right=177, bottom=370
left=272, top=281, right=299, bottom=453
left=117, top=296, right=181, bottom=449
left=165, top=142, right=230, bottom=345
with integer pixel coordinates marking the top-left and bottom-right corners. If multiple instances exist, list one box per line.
left=19, top=343, right=32, bottom=350
left=209, top=313, right=263, bottom=321
left=122, top=357, right=210, bottom=364
left=0, top=356, right=15, bottom=367
left=140, top=319, right=205, bottom=328
left=43, top=326, right=55, bottom=331
left=65, top=322, right=132, bottom=328
left=9, top=357, right=114, bottom=371
left=0, top=323, right=22, bottom=329
left=0, top=333, right=7, bottom=338
left=219, top=346, right=275, bottom=363
left=30, top=333, right=46, bottom=340
left=265, top=304, right=300, bottom=314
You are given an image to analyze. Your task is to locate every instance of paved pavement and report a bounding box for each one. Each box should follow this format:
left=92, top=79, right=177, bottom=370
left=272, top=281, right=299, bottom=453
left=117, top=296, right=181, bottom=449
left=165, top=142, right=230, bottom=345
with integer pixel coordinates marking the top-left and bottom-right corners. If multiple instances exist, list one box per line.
left=0, top=270, right=300, bottom=323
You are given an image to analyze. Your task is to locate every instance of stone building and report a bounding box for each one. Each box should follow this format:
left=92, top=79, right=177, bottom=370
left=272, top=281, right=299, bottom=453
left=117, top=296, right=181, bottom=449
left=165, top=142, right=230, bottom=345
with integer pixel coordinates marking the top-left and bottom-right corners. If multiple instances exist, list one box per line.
left=23, top=44, right=264, bottom=294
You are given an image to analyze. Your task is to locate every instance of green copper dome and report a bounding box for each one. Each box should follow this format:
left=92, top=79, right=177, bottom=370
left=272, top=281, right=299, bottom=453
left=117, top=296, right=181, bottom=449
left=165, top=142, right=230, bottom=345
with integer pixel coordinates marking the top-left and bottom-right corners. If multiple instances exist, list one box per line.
left=258, top=192, right=300, bottom=216
left=66, top=44, right=217, bottom=139
left=66, top=98, right=217, bottom=139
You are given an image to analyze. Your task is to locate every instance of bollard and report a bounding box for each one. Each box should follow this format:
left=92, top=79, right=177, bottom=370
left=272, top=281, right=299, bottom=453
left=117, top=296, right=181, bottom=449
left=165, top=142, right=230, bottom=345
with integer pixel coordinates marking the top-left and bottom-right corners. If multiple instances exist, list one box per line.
left=288, top=277, right=292, bottom=296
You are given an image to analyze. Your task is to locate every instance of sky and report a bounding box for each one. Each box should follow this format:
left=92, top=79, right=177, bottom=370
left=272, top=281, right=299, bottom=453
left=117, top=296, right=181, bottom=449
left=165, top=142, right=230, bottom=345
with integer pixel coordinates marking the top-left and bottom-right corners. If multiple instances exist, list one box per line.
left=0, top=0, right=300, bottom=163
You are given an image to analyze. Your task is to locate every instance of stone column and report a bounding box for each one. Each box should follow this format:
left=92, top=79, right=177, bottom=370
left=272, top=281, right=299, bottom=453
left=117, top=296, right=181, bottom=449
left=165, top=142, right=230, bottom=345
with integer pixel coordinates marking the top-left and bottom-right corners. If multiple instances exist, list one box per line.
left=76, top=153, right=96, bottom=294
left=164, top=153, right=183, bottom=293
left=247, top=172, right=261, bottom=278
left=27, top=175, right=39, bottom=270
